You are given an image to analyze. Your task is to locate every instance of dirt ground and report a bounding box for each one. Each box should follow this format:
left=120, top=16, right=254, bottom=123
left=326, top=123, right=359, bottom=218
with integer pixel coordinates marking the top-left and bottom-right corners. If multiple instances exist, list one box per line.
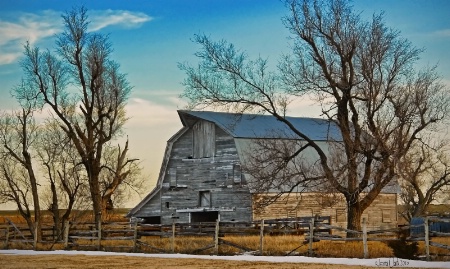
left=0, top=254, right=432, bottom=269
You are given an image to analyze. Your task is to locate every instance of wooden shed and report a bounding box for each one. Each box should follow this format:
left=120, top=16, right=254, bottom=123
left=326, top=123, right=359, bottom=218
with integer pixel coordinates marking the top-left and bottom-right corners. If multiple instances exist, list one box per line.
left=127, top=110, right=398, bottom=230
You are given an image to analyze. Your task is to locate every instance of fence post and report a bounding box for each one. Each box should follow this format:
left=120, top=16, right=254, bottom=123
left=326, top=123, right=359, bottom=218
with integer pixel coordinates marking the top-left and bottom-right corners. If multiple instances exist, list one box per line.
left=63, top=220, right=70, bottom=249
left=308, top=217, right=315, bottom=257
left=362, top=217, right=368, bottom=259
left=171, top=220, right=176, bottom=253
left=425, top=217, right=430, bottom=261
left=33, top=223, right=38, bottom=250
left=97, top=219, right=102, bottom=251
left=214, top=219, right=219, bottom=255
left=4, top=222, right=9, bottom=250
left=133, top=221, right=139, bottom=253
left=259, top=219, right=264, bottom=255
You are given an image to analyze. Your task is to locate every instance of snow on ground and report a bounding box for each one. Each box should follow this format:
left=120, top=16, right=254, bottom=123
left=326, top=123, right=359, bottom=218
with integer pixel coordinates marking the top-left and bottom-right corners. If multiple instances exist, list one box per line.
left=1, top=250, right=449, bottom=268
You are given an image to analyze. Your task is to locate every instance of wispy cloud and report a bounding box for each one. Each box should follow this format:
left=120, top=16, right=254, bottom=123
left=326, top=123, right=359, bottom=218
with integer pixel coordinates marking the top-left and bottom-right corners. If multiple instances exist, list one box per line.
left=432, top=29, right=450, bottom=37
left=0, top=10, right=61, bottom=64
left=89, top=10, right=152, bottom=31
left=125, top=97, right=185, bottom=127
left=0, top=9, right=152, bottom=65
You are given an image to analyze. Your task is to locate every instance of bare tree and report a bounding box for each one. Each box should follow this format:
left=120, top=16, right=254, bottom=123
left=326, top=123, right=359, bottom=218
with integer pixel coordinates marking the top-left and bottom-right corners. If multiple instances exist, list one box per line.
left=17, top=7, right=132, bottom=225
left=98, top=140, right=143, bottom=218
left=179, top=0, right=449, bottom=235
left=37, top=119, right=86, bottom=239
left=0, top=107, right=42, bottom=240
left=398, top=136, right=450, bottom=222
left=243, top=137, right=326, bottom=209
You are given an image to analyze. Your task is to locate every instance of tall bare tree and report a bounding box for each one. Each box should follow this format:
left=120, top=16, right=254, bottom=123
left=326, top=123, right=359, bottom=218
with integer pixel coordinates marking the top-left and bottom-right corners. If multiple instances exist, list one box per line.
left=18, top=7, right=132, bottom=225
left=179, top=0, right=449, bottom=235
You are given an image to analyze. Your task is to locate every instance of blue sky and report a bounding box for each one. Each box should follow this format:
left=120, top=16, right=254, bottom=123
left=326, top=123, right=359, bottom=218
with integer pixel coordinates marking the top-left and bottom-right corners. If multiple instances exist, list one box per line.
left=0, top=0, right=449, bottom=207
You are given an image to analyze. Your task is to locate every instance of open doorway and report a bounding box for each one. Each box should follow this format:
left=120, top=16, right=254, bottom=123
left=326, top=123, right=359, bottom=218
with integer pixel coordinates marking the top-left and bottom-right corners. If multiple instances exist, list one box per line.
left=191, top=211, right=218, bottom=223
left=141, top=216, right=161, bottom=224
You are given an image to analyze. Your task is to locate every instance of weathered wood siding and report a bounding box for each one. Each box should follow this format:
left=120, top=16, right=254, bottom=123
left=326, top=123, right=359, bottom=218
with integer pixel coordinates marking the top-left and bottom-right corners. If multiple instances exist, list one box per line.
left=253, top=192, right=397, bottom=231
left=140, top=120, right=253, bottom=224
left=134, top=191, right=161, bottom=219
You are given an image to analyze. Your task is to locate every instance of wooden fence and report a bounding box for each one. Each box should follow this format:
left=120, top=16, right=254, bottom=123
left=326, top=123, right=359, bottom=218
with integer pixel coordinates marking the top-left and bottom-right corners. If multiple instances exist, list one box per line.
left=1, top=216, right=449, bottom=260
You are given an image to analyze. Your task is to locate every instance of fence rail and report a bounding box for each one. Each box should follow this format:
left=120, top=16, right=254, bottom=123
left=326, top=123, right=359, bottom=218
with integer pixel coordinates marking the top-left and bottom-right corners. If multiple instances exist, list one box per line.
left=1, top=216, right=449, bottom=260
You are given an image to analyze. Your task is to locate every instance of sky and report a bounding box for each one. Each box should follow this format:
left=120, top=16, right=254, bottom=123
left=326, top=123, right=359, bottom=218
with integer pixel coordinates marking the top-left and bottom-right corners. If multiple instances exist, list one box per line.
left=2, top=249, right=450, bottom=268
left=0, top=0, right=449, bottom=209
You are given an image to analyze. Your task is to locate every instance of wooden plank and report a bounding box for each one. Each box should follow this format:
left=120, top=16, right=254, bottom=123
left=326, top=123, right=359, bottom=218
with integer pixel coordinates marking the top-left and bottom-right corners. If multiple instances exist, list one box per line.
left=102, top=237, right=134, bottom=240
left=429, top=217, right=450, bottom=223
left=219, top=238, right=254, bottom=252
left=69, top=236, right=98, bottom=240
left=431, top=231, right=450, bottom=237
left=363, top=218, right=368, bottom=259
left=430, top=241, right=450, bottom=250
left=259, top=219, right=264, bottom=255
left=5, top=218, right=32, bottom=246
left=137, top=241, right=167, bottom=253
left=192, top=243, right=215, bottom=254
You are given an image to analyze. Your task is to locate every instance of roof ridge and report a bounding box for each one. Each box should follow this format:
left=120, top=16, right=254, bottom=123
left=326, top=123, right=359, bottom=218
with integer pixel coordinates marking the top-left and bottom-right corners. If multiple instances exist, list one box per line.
left=177, top=109, right=327, bottom=121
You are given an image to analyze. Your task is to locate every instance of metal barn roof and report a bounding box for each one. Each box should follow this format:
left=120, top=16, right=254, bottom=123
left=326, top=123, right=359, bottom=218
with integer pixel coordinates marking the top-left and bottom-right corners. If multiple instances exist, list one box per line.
left=178, top=110, right=342, bottom=141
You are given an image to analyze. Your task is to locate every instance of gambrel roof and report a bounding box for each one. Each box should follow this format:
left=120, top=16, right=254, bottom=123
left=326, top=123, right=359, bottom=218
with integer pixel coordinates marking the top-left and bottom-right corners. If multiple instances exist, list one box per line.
left=178, top=110, right=398, bottom=194
left=178, top=110, right=342, bottom=141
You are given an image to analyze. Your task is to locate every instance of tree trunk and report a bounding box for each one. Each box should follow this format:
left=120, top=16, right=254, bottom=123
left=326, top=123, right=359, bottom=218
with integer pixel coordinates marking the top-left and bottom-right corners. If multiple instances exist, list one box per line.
left=89, top=175, right=103, bottom=228
left=85, top=161, right=103, bottom=228
left=24, top=154, right=42, bottom=242
left=346, top=200, right=363, bottom=238
left=412, top=202, right=429, bottom=219
left=49, top=180, right=61, bottom=240
left=90, top=184, right=102, bottom=228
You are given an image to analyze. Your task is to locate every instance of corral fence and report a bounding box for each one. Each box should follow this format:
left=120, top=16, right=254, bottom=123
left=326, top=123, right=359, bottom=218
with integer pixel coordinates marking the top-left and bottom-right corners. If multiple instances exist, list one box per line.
left=1, top=216, right=449, bottom=260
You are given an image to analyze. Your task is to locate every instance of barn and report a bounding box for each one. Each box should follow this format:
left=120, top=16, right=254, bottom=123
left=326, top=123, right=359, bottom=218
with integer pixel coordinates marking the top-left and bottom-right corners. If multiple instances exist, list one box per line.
left=127, top=110, right=398, bottom=230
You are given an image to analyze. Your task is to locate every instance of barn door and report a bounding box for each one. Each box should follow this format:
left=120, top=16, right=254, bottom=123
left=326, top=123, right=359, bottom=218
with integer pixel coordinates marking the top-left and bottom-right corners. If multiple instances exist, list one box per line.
left=193, top=121, right=215, bottom=158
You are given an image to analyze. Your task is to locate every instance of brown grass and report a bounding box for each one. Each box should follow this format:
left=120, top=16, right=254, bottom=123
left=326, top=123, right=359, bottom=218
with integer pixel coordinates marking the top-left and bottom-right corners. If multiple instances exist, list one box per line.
left=135, top=235, right=448, bottom=259
left=1, top=210, right=449, bottom=261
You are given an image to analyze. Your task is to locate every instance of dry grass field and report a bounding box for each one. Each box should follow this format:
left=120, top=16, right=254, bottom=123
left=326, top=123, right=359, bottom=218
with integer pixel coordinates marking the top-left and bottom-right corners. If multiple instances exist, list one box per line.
left=1, top=209, right=449, bottom=268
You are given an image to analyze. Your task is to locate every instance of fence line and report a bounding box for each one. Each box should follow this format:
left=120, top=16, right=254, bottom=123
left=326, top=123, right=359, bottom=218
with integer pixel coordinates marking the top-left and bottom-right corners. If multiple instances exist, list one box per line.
left=1, top=216, right=450, bottom=260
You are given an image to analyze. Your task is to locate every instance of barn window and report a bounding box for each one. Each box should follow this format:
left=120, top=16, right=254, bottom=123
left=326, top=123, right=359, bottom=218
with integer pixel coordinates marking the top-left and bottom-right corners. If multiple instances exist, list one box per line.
left=193, top=121, right=215, bottom=158
left=233, top=164, right=242, bottom=184
left=382, top=209, right=391, bottom=223
left=297, top=208, right=313, bottom=218
left=336, top=209, right=346, bottom=222
left=199, top=191, right=211, bottom=207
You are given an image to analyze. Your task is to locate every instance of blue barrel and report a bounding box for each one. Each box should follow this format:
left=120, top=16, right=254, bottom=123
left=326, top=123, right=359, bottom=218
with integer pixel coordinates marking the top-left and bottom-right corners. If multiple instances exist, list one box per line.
left=410, top=217, right=450, bottom=237
left=410, top=217, right=425, bottom=237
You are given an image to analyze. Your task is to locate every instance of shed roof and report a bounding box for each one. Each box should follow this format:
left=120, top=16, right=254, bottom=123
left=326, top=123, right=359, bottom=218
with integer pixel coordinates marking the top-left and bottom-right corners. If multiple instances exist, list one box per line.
left=178, top=110, right=342, bottom=141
